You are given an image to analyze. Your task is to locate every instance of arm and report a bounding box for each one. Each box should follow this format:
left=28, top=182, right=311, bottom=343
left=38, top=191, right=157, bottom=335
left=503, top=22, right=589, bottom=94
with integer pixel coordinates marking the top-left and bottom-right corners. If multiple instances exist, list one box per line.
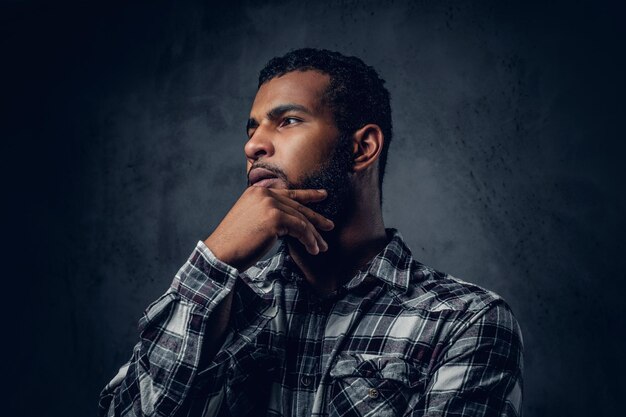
left=98, top=242, right=239, bottom=417
left=98, top=187, right=334, bottom=417
left=412, top=300, right=524, bottom=416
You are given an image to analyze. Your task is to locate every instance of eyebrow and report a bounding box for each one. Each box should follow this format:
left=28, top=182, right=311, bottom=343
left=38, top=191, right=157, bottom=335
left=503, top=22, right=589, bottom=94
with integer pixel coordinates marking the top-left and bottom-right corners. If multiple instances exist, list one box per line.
left=246, top=103, right=313, bottom=134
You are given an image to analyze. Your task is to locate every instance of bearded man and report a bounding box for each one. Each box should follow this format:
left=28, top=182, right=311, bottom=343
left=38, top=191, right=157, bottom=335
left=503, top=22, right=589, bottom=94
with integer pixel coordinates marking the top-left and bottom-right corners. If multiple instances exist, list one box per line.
left=99, top=48, right=524, bottom=417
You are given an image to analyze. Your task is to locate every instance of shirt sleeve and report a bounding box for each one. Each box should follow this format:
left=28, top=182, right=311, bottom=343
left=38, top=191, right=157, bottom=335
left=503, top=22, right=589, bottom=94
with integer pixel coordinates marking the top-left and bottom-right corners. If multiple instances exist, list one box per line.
left=411, top=300, right=524, bottom=417
left=98, top=241, right=240, bottom=417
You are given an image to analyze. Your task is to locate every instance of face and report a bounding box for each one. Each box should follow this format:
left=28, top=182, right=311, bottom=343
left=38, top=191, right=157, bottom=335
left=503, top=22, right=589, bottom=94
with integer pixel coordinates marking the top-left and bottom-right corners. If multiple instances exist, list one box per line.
left=245, top=70, right=354, bottom=222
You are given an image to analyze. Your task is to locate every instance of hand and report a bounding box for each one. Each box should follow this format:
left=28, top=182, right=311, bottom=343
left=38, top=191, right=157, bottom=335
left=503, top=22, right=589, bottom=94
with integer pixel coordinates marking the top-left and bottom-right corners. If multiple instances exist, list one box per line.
left=204, top=187, right=335, bottom=271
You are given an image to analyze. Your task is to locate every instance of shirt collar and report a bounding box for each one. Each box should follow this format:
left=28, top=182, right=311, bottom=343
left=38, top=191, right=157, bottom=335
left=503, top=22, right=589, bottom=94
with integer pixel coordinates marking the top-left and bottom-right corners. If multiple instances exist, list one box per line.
left=244, top=228, right=414, bottom=293
left=342, top=228, right=414, bottom=293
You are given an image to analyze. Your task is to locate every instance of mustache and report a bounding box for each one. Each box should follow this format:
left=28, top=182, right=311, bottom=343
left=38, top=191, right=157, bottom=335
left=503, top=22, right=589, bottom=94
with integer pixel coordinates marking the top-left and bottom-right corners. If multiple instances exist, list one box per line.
left=247, top=161, right=289, bottom=186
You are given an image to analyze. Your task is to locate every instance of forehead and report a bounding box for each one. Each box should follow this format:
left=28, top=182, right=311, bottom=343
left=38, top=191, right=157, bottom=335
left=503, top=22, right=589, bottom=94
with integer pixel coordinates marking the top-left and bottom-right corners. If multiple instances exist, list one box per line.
left=251, top=70, right=331, bottom=116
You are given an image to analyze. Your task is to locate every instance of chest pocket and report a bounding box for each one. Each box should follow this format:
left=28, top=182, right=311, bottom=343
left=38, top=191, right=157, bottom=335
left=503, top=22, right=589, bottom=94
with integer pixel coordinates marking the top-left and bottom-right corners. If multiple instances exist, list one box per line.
left=328, top=354, right=425, bottom=417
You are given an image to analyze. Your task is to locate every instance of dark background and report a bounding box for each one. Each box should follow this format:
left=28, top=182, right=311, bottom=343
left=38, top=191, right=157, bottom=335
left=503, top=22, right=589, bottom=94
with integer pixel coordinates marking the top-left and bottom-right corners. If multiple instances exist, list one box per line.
left=4, top=0, right=625, bottom=416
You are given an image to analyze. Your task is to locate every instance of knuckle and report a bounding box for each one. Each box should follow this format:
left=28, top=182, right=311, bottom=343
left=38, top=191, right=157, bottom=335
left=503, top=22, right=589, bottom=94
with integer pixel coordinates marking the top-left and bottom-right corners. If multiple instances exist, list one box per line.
left=268, top=207, right=282, bottom=223
left=262, top=193, right=276, bottom=206
left=267, top=198, right=279, bottom=209
left=274, top=224, right=288, bottom=236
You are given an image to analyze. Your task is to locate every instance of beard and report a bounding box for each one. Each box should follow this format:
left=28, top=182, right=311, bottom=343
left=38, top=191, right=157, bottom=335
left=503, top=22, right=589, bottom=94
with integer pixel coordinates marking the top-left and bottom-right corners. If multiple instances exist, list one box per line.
left=288, top=134, right=354, bottom=225
left=247, top=133, right=355, bottom=225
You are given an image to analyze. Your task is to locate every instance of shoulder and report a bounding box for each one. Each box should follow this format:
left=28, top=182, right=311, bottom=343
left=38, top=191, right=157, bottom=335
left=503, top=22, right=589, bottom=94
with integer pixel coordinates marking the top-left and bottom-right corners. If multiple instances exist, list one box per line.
left=393, top=260, right=509, bottom=314
left=392, top=261, right=524, bottom=369
left=389, top=260, right=523, bottom=346
left=376, top=229, right=515, bottom=320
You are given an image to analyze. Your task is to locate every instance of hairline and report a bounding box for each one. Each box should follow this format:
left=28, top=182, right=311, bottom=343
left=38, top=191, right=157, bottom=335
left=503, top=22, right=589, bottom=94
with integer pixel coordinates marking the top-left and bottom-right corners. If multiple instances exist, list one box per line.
left=258, top=63, right=387, bottom=206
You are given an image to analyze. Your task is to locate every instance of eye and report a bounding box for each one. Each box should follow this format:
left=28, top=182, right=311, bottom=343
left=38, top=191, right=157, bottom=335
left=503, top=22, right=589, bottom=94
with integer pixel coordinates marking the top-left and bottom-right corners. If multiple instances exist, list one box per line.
left=281, top=117, right=301, bottom=126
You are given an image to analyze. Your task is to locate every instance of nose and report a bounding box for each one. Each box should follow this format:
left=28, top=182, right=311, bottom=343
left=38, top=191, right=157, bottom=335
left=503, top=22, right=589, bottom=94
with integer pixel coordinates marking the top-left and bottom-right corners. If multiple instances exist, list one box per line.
left=244, top=124, right=275, bottom=162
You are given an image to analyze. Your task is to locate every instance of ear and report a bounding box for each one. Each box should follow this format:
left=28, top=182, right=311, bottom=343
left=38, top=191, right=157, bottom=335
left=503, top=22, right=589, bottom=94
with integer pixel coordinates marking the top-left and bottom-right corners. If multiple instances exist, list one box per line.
left=351, top=124, right=384, bottom=173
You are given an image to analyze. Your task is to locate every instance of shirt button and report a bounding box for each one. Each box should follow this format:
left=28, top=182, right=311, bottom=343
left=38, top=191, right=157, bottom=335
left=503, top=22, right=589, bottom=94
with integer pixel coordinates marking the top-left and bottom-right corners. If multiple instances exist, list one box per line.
left=368, top=388, right=379, bottom=399
left=300, top=375, right=312, bottom=387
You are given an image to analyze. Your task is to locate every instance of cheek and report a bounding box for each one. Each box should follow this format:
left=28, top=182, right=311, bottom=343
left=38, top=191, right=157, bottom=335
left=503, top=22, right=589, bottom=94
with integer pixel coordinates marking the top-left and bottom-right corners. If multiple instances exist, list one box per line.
left=278, top=127, right=338, bottom=180
left=285, top=144, right=327, bottom=179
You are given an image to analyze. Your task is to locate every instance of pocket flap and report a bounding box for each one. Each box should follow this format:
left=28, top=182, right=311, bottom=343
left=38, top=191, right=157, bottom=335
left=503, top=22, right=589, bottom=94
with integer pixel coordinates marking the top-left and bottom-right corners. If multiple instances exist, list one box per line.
left=330, top=353, right=424, bottom=389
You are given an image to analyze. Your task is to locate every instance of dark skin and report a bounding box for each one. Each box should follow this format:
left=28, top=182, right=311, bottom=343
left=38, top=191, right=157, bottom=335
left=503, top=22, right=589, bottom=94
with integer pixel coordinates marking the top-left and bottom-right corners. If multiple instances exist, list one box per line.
left=202, top=70, right=387, bottom=355
left=246, top=70, right=387, bottom=295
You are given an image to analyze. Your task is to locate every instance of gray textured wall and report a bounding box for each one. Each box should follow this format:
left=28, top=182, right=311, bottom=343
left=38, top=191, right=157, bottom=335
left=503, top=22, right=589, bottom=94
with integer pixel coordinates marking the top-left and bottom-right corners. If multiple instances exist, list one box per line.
left=5, top=0, right=625, bottom=416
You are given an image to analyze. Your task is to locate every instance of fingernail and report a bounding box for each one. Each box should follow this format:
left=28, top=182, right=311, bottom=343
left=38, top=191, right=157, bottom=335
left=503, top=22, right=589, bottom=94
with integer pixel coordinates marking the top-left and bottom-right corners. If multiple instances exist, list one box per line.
left=317, top=189, right=326, bottom=194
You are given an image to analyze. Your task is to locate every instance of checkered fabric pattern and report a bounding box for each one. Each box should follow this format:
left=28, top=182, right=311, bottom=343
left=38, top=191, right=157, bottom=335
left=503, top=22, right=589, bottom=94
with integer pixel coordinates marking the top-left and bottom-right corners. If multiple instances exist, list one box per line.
left=99, top=228, right=523, bottom=417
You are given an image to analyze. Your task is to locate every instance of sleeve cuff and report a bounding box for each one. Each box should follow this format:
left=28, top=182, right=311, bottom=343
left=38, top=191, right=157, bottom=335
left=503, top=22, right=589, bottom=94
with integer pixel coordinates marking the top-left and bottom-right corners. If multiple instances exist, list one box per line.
left=170, top=241, right=240, bottom=308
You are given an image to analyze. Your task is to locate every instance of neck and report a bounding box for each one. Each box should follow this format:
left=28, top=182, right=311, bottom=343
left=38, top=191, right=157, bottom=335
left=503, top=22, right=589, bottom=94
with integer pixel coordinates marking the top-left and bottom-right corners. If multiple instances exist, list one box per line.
left=287, top=196, right=388, bottom=297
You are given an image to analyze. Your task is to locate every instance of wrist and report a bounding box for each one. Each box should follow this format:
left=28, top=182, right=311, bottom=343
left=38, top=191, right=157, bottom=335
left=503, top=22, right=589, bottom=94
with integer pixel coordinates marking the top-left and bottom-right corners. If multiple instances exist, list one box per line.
left=203, top=236, right=241, bottom=271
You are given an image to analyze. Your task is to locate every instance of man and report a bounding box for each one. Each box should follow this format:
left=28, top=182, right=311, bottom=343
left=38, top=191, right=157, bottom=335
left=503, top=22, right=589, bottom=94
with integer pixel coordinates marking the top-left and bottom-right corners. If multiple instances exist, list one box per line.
left=99, top=48, right=523, bottom=417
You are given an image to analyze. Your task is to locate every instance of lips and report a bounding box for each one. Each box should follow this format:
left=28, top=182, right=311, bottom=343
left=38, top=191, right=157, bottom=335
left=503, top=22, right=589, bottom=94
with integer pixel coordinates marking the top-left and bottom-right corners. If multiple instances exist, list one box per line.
left=248, top=167, right=287, bottom=188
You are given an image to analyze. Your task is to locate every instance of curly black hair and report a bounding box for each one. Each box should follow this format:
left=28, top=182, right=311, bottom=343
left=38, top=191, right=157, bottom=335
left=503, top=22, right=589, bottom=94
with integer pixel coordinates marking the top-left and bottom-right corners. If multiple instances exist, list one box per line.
left=258, top=48, right=393, bottom=205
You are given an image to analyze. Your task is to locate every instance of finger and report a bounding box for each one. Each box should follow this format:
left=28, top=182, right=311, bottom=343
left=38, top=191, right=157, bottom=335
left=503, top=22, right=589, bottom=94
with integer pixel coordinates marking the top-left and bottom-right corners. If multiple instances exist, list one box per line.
left=271, top=188, right=329, bottom=205
left=273, top=209, right=321, bottom=255
left=272, top=193, right=334, bottom=232
left=279, top=204, right=329, bottom=252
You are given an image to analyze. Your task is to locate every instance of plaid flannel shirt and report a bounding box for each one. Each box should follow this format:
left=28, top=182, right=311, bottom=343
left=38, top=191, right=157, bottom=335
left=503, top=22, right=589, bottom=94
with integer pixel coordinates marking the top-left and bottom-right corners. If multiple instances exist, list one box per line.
left=99, top=228, right=523, bottom=417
